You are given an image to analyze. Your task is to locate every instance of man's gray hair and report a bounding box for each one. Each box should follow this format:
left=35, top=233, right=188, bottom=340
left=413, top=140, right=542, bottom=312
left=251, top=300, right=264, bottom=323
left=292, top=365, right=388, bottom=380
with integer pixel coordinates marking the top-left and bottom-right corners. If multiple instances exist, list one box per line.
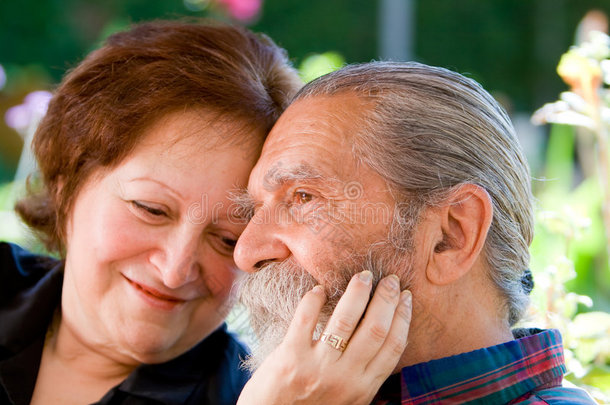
left=295, top=61, right=534, bottom=326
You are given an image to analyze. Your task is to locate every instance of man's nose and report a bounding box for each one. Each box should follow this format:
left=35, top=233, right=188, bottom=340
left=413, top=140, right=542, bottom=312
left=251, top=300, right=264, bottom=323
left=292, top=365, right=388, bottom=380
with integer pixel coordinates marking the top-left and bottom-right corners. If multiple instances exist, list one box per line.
left=152, top=228, right=201, bottom=288
left=234, top=210, right=290, bottom=273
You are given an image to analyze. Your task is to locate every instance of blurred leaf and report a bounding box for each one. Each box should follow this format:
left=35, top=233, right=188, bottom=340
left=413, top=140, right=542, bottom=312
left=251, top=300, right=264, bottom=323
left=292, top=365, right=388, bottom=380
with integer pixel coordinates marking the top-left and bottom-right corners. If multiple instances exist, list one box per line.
left=570, top=312, right=610, bottom=358
left=581, top=31, right=610, bottom=61
left=0, top=211, right=26, bottom=244
left=544, top=124, right=575, bottom=194
left=570, top=178, right=605, bottom=256
left=298, top=52, right=345, bottom=83
left=557, top=49, right=602, bottom=88
left=0, top=182, right=14, bottom=209
left=561, top=91, right=590, bottom=114
left=93, top=18, right=130, bottom=51
left=580, top=366, right=610, bottom=392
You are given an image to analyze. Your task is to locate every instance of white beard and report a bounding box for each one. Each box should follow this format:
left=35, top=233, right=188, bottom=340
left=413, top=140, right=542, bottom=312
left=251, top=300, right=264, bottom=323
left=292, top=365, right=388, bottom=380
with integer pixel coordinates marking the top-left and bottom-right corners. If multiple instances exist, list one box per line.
left=236, top=243, right=412, bottom=371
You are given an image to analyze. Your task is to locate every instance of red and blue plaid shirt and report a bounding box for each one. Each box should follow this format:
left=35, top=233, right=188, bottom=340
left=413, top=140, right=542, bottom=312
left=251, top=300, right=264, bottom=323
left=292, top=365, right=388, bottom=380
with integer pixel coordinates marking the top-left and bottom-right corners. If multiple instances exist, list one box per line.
left=372, top=329, right=596, bottom=404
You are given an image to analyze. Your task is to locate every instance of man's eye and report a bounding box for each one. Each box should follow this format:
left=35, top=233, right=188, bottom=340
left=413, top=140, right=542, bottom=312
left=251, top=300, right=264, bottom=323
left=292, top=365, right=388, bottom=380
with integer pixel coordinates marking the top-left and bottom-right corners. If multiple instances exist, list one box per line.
left=132, top=201, right=167, bottom=217
left=293, top=191, right=314, bottom=204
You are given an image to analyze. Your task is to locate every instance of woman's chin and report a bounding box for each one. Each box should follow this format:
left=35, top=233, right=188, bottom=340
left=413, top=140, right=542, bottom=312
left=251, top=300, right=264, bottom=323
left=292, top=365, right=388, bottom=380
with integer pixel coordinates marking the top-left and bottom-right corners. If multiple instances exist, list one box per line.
left=99, top=311, right=223, bottom=364
left=115, top=326, right=194, bottom=364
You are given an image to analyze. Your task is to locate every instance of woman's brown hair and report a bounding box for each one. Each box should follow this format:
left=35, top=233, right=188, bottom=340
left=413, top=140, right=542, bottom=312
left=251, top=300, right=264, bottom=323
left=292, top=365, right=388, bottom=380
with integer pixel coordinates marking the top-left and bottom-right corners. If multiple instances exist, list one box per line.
left=16, top=19, right=302, bottom=255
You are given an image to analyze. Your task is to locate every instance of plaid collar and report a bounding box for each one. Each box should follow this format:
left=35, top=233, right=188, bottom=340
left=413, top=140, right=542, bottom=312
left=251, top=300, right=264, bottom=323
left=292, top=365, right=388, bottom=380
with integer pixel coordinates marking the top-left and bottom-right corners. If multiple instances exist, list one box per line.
left=373, top=329, right=567, bottom=404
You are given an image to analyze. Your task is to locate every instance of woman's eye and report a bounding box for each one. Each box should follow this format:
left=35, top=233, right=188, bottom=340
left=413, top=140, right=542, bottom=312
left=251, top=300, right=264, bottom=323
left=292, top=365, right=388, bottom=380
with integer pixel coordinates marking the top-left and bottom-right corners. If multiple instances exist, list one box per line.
left=210, top=234, right=238, bottom=256
left=220, top=237, right=238, bottom=249
left=132, top=201, right=167, bottom=217
left=293, top=191, right=314, bottom=205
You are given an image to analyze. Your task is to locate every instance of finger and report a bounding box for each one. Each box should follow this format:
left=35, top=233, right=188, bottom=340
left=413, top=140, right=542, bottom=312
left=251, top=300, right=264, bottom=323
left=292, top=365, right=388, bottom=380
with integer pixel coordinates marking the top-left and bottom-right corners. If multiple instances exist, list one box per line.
left=283, top=285, right=327, bottom=348
left=341, top=275, right=401, bottom=363
left=366, top=290, right=412, bottom=375
left=317, top=270, right=373, bottom=357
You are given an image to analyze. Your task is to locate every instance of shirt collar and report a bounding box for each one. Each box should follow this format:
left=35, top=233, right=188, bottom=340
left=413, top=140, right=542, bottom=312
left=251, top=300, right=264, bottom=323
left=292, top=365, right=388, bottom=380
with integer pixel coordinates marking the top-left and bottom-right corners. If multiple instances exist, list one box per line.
left=399, top=329, right=566, bottom=404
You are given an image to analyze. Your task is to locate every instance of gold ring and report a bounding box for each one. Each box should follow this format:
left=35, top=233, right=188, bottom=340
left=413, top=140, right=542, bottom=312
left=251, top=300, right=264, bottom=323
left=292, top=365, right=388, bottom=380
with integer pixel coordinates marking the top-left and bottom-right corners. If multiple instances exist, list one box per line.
left=320, top=332, right=348, bottom=352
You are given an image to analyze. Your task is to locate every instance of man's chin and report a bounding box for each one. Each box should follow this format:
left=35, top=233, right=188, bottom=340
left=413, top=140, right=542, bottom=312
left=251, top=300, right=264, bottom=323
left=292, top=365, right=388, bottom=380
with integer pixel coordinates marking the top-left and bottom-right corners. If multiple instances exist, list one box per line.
left=236, top=242, right=410, bottom=371
left=241, top=317, right=291, bottom=371
left=239, top=289, right=350, bottom=371
left=237, top=260, right=321, bottom=371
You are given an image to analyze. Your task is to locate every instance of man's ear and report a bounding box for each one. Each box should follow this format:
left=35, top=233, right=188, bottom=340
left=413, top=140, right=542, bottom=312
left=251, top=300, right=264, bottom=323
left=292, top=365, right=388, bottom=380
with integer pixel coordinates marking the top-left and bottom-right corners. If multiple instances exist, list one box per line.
left=425, top=184, right=493, bottom=286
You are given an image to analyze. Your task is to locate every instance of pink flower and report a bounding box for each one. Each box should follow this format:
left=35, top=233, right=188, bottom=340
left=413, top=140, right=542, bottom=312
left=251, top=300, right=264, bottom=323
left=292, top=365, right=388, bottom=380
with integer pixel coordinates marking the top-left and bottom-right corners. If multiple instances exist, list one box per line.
left=5, top=90, right=52, bottom=133
left=0, top=64, right=6, bottom=90
left=218, top=0, right=262, bottom=21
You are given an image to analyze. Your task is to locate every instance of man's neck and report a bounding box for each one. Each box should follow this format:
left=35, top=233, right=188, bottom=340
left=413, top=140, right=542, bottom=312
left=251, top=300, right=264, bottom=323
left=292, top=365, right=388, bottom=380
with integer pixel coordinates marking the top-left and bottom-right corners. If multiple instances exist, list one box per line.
left=394, top=283, right=514, bottom=371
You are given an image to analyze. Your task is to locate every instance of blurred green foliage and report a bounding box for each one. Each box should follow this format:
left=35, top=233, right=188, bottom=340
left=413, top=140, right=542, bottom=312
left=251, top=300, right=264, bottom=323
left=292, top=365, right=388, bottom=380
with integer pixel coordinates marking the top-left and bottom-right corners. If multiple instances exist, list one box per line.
left=528, top=124, right=610, bottom=400
left=529, top=30, right=610, bottom=401
left=3, top=1, right=610, bottom=182
left=298, top=52, right=346, bottom=83
left=0, top=182, right=28, bottom=247
left=2, top=1, right=610, bottom=103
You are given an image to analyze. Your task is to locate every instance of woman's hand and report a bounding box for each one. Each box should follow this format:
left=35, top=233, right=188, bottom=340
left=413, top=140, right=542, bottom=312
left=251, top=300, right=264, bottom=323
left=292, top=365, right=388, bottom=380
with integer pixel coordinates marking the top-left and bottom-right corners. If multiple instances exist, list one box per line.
left=237, top=270, right=412, bottom=405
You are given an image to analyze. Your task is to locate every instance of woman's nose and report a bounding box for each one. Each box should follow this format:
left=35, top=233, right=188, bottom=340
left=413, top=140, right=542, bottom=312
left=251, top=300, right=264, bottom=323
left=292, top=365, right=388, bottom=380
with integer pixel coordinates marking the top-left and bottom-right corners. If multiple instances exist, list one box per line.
left=151, top=229, right=201, bottom=289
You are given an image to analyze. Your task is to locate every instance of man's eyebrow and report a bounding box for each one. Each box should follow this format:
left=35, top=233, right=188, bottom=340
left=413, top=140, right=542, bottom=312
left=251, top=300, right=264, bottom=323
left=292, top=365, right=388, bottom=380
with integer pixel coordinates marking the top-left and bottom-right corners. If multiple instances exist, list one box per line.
left=263, top=162, right=336, bottom=187
left=229, top=164, right=341, bottom=219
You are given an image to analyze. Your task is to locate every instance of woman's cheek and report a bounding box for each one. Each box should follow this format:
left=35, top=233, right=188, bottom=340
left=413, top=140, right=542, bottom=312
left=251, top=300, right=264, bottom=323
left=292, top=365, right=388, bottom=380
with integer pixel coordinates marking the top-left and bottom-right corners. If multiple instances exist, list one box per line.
left=93, top=204, right=156, bottom=262
left=203, top=256, right=239, bottom=301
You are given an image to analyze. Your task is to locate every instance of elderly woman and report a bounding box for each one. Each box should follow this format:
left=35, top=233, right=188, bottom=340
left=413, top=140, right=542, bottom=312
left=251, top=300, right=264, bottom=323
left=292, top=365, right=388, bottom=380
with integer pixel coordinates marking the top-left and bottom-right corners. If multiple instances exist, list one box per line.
left=0, top=20, right=410, bottom=405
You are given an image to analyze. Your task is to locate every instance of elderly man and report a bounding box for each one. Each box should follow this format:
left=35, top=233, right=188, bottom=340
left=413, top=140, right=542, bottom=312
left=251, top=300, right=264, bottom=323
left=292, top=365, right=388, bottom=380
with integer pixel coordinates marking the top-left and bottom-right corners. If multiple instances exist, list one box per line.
left=235, top=62, right=595, bottom=404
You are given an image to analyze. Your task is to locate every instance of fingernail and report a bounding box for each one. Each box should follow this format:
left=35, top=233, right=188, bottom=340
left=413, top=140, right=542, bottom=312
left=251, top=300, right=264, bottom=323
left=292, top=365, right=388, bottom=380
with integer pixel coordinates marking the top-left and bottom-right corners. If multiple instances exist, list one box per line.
left=312, top=285, right=324, bottom=295
left=385, top=274, right=400, bottom=290
left=401, top=290, right=412, bottom=306
left=358, top=270, right=372, bottom=284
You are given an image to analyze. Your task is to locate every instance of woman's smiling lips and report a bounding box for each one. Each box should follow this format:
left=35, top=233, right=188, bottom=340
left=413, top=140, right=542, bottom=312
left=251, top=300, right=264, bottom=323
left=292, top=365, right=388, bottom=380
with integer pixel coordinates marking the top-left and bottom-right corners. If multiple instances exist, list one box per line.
left=122, top=274, right=188, bottom=311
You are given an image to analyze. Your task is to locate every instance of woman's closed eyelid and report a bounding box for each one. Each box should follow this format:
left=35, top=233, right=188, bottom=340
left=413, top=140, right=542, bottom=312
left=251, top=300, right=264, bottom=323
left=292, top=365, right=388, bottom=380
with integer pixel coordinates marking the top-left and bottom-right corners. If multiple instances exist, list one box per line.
left=132, top=200, right=168, bottom=217
left=208, top=232, right=239, bottom=256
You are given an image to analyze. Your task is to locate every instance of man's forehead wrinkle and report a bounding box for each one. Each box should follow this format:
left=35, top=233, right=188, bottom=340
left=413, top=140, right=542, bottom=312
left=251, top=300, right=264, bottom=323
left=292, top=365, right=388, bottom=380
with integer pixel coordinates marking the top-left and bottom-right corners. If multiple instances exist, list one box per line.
left=268, top=105, right=354, bottom=147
